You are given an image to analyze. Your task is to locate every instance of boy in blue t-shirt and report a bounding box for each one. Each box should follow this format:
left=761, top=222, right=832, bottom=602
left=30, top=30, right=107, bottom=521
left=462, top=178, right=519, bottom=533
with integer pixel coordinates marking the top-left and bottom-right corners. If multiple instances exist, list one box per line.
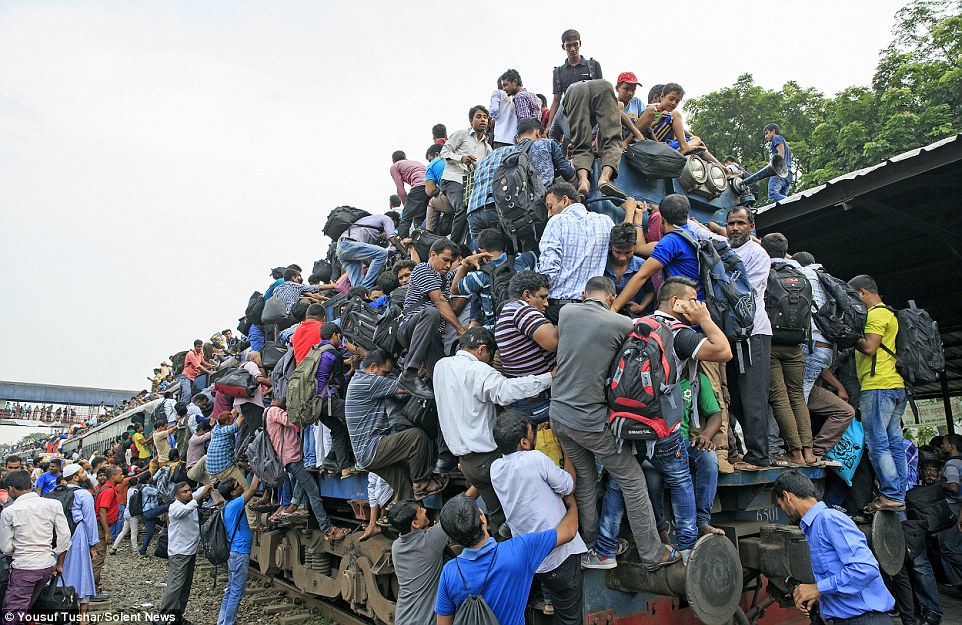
left=216, top=474, right=260, bottom=625
left=764, top=123, right=793, bottom=201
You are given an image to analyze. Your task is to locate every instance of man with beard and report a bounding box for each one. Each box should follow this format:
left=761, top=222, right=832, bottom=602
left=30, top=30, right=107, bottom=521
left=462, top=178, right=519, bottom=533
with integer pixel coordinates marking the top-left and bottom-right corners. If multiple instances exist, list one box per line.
left=59, top=464, right=99, bottom=612
left=773, top=471, right=894, bottom=624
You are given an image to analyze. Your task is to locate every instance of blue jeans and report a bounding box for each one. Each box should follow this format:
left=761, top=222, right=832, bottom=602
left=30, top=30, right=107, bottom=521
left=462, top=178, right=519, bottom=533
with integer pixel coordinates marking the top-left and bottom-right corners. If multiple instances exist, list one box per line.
left=803, top=345, right=834, bottom=402
left=860, top=388, right=908, bottom=501
left=510, top=392, right=551, bottom=425
left=596, top=432, right=700, bottom=555
left=248, top=324, right=265, bottom=353
left=287, top=460, right=330, bottom=532
left=139, top=504, right=170, bottom=554
left=645, top=445, right=719, bottom=530
left=337, top=240, right=388, bottom=290
left=768, top=176, right=790, bottom=202
left=909, top=550, right=942, bottom=617
left=302, top=424, right=316, bottom=467
left=175, top=375, right=193, bottom=403
left=111, top=505, right=125, bottom=540
left=217, top=551, right=250, bottom=625
left=467, top=207, right=500, bottom=247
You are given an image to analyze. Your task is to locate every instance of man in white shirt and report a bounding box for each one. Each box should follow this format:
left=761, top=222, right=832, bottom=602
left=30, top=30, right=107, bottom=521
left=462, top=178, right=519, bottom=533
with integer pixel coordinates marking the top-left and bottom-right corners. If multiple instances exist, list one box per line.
left=0, top=470, right=71, bottom=620
left=490, top=410, right=587, bottom=625
left=439, top=106, right=491, bottom=245
left=160, top=482, right=213, bottom=617
left=433, top=327, right=553, bottom=531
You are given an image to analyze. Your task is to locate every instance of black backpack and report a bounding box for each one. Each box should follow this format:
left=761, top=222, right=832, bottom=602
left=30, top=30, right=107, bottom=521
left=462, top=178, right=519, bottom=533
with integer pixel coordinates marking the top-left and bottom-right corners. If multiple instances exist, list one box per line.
left=341, top=296, right=382, bottom=351
left=151, top=401, right=168, bottom=425
left=478, top=256, right=516, bottom=318
left=668, top=229, right=755, bottom=343
left=492, top=141, right=547, bottom=254
left=607, top=316, right=688, bottom=440
left=452, top=548, right=500, bottom=625
left=202, top=505, right=242, bottom=566
left=411, top=228, right=445, bottom=263
left=312, top=259, right=333, bottom=283
left=243, top=291, right=265, bottom=326
left=811, top=270, right=867, bottom=350
left=766, top=261, right=813, bottom=346
left=905, top=480, right=957, bottom=533
left=873, top=301, right=945, bottom=385
left=44, top=486, right=78, bottom=536
left=127, top=487, right=144, bottom=517
left=374, top=303, right=405, bottom=356
left=323, top=206, right=372, bottom=240
left=624, top=141, right=688, bottom=179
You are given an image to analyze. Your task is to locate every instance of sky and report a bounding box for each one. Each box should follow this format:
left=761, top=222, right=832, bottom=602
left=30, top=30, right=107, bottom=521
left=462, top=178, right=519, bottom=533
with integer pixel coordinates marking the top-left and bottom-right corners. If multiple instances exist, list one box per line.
left=0, top=0, right=909, bottom=394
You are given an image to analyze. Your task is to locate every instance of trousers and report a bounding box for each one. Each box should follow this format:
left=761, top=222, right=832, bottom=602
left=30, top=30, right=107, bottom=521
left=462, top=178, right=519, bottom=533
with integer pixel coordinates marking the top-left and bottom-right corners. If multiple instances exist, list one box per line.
left=536, top=554, right=583, bottom=625
left=458, top=450, right=505, bottom=531
left=365, top=428, right=434, bottom=500
left=727, top=335, right=773, bottom=466
left=399, top=185, right=430, bottom=238
left=563, top=80, right=622, bottom=176
left=160, top=553, right=196, bottom=616
left=398, top=306, right=445, bottom=376
left=2, top=565, right=54, bottom=623
left=769, top=343, right=813, bottom=450
left=808, top=386, right=855, bottom=455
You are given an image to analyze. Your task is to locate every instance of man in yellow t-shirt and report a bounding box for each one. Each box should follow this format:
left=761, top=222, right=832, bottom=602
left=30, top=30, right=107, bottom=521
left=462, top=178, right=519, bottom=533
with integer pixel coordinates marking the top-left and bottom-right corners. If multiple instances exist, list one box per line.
left=132, top=423, right=151, bottom=465
left=849, top=274, right=907, bottom=513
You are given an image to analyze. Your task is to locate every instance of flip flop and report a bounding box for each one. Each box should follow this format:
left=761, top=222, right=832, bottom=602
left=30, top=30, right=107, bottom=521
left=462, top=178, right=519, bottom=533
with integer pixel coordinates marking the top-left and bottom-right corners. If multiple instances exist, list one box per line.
left=414, top=474, right=450, bottom=500
left=325, top=526, right=351, bottom=541
left=863, top=498, right=906, bottom=513
left=733, top=461, right=762, bottom=472
left=599, top=181, right=627, bottom=201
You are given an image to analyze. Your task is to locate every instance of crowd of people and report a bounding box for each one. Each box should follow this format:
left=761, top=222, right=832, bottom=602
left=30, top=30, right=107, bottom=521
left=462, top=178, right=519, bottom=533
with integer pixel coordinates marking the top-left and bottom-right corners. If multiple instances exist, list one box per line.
left=0, top=27, right=951, bottom=625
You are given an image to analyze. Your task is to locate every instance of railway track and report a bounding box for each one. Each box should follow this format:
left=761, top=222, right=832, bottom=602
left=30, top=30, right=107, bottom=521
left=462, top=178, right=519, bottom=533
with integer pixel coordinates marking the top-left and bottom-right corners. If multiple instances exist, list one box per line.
left=247, top=567, right=373, bottom=625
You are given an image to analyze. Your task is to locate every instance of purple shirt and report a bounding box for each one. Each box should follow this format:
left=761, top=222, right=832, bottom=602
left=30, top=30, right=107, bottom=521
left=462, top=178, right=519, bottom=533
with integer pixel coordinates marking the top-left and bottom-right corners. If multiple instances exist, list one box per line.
left=315, top=340, right=347, bottom=397
left=514, top=88, right=542, bottom=121
left=389, top=160, right=427, bottom=203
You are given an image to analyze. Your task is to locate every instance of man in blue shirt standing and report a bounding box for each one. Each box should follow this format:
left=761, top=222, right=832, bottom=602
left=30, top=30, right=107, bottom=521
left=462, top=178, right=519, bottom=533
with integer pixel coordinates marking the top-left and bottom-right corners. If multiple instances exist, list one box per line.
left=216, top=474, right=260, bottom=625
left=435, top=494, right=580, bottom=625
left=34, top=458, right=61, bottom=495
left=764, top=123, right=792, bottom=201
left=773, top=470, right=894, bottom=624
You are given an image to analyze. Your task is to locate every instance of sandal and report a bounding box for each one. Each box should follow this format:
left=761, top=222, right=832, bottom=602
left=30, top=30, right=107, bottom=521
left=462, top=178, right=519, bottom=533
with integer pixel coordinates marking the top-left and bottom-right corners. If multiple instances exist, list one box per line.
left=616, top=538, right=631, bottom=556
left=645, top=545, right=681, bottom=572
left=863, top=497, right=905, bottom=513
left=414, top=474, right=450, bottom=500
left=325, top=526, right=351, bottom=541
left=733, top=461, right=763, bottom=472
left=772, top=457, right=802, bottom=468
left=599, top=181, right=627, bottom=201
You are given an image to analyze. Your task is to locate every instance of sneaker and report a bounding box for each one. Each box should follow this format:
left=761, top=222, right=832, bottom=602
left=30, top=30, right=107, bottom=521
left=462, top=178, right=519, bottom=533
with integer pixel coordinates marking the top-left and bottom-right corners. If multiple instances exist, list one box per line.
left=581, top=549, right=617, bottom=570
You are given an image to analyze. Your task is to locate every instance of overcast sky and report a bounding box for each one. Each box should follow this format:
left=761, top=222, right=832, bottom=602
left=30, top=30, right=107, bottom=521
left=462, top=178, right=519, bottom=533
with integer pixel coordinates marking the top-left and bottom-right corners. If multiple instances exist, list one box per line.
left=0, top=0, right=909, bottom=394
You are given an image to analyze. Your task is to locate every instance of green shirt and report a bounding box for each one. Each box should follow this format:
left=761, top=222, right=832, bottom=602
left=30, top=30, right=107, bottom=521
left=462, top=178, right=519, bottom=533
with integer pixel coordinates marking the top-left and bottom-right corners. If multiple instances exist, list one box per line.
left=680, top=372, right=721, bottom=439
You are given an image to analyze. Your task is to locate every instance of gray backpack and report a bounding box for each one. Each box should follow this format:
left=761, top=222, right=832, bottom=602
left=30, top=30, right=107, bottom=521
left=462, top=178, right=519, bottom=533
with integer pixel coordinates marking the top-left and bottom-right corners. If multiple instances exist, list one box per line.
left=246, top=428, right=285, bottom=487
left=452, top=549, right=499, bottom=625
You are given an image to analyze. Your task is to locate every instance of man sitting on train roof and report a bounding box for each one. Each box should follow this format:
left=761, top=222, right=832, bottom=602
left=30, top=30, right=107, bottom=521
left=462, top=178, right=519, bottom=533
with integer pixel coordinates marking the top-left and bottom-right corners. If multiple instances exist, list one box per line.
left=634, top=83, right=723, bottom=166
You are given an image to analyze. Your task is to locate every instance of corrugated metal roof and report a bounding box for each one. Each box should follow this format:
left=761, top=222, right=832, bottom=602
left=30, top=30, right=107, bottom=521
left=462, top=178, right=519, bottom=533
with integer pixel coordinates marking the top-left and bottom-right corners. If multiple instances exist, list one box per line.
left=756, top=134, right=962, bottom=215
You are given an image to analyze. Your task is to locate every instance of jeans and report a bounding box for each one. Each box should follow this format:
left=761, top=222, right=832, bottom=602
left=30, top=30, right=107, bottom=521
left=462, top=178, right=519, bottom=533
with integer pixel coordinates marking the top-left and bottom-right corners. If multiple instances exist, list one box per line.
left=536, top=553, right=583, bottom=625
left=302, top=423, right=317, bottom=467
left=511, top=395, right=551, bottom=425
left=467, top=206, right=501, bottom=247
left=140, top=504, right=171, bottom=554
left=217, top=551, right=250, bottom=625
left=908, top=550, right=941, bottom=617
left=549, top=420, right=662, bottom=563
left=287, top=460, right=331, bottom=532
left=111, top=504, right=126, bottom=540
left=248, top=324, right=265, bottom=353
left=768, top=176, right=791, bottom=202
left=337, top=239, right=388, bottom=291
left=175, top=375, right=193, bottom=403
left=638, top=431, right=697, bottom=550
left=803, top=345, right=835, bottom=402
left=860, top=388, right=908, bottom=501
left=939, top=525, right=962, bottom=585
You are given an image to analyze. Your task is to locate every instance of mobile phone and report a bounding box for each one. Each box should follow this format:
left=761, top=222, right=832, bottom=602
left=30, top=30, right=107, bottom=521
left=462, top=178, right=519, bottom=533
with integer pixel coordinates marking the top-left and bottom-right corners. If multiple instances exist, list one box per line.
left=672, top=300, right=686, bottom=314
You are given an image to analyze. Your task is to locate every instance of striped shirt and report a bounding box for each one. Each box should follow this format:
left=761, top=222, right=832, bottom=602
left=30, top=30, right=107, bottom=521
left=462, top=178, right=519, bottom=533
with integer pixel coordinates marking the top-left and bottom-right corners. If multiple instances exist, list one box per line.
left=537, top=203, right=613, bottom=300
left=495, top=301, right=556, bottom=377
left=206, top=422, right=238, bottom=475
left=344, top=371, right=399, bottom=467
left=402, top=263, right=453, bottom=323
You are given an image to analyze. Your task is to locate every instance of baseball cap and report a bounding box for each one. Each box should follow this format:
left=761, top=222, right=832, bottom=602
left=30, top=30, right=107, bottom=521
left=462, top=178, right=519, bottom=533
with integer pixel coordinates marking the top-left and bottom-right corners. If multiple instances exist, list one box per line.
left=617, top=72, right=640, bottom=86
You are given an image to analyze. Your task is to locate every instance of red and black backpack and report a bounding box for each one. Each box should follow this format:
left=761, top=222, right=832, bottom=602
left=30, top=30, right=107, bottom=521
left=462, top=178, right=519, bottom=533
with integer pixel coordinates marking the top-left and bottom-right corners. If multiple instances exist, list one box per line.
left=607, top=316, right=686, bottom=440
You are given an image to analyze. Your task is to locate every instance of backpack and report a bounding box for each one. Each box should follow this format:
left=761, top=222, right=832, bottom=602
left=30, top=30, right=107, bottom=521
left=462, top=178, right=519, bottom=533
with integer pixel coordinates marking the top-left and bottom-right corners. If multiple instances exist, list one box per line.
left=906, top=479, right=957, bottom=533
left=323, top=292, right=349, bottom=322
left=765, top=261, right=813, bottom=346
left=171, top=351, right=189, bottom=376
left=154, top=466, right=175, bottom=504
left=312, top=259, right=333, bottom=283
left=43, top=486, right=78, bottom=536
left=286, top=344, right=336, bottom=426
left=341, top=296, right=382, bottom=351
left=452, top=548, right=499, bottom=625
left=624, top=141, right=688, bottom=179
left=669, top=229, right=755, bottom=343
left=552, top=57, right=601, bottom=94
left=151, top=400, right=168, bottom=425
left=246, top=429, right=285, bottom=487
left=478, top=256, right=517, bottom=317
left=245, top=291, right=265, bottom=324
left=270, top=349, right=297, bottom=403
left=261, top=341, right=289, bottom=371
left=873, top=301, right=945, bottom=386
left=261, top=290, right=291, bottom=326
left=492, top=141, right=548, bottom=254
left=323, top=206, right=373, bottom=240
left=373, top=303, right=405, bottom=356
left=202, top=505, right=242, bottom=566
left=811, top=270, right=867, bottom=350
left=607, top=316, right=688, bottom=440
left=213, top=367, right=258, bottom=399
left=411, top=228, right=445, bottom=263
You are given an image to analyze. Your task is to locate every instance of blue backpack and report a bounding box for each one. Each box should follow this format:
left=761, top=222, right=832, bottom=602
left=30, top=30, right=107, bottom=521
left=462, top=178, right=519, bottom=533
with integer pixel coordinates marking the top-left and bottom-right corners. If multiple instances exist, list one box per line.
left=668, top=228, right=756, bottom=343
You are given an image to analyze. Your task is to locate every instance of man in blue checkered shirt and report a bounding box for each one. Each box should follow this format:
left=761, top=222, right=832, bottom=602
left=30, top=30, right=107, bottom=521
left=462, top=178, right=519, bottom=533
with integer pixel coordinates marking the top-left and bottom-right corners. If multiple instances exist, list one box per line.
left=206, top=410, right=257, bottom=528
